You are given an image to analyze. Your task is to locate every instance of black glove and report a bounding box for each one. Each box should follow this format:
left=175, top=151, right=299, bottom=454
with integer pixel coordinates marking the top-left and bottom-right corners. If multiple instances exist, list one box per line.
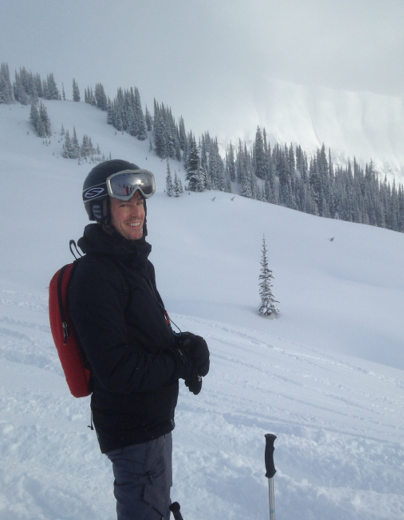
left=169, top=346, right=199, bottom=381
left=175, top=332, right=210, bottom=377
left=185, top=375, right=203, bottom=395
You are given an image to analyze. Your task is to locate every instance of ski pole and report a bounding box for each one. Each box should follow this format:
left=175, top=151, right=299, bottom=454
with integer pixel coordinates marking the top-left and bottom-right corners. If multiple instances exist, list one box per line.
left=169, top=501, right=184, bottom=520
left=264, top=433, right=277, bottom=520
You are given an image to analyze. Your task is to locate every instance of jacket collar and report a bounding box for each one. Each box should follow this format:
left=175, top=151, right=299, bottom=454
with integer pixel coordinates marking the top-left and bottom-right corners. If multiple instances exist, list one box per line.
left=78, top=224, right=152, bottom=261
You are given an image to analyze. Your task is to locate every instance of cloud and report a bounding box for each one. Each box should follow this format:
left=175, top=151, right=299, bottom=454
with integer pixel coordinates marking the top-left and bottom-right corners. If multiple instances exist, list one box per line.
left=1, top=0, right=403, bottom=139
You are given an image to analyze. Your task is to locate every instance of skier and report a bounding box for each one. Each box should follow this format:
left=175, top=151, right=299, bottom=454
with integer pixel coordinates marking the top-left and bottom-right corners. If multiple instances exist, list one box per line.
left=69, top=159, right=210, bottom=520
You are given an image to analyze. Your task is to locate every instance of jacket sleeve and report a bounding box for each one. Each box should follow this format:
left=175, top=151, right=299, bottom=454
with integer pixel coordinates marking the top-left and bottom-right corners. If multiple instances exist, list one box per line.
left=69, top=257, right=178, bottom=395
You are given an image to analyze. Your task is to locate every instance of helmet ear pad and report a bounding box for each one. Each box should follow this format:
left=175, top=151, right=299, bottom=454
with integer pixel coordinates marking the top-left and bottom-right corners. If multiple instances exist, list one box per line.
left=92, top=200, right=105, bottom=221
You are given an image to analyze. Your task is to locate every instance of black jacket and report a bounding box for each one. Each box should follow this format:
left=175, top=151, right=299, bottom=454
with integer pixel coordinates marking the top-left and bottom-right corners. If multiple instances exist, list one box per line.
left=69, top=224, right=179, bottom=453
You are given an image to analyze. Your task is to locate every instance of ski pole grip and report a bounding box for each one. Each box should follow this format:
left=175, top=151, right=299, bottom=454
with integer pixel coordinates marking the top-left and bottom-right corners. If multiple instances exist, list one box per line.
left=265, top=433, right=277, bottom=479
left=169, top=501, right=184, bottom=520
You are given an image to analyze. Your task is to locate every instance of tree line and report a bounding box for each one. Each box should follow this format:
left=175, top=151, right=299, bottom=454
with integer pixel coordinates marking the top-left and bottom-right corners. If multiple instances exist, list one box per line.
left=100, top=73, right=404, bottom=233
left=1, top=63, right=60, bottom=104
left=2, top=62, right=403, bottom=234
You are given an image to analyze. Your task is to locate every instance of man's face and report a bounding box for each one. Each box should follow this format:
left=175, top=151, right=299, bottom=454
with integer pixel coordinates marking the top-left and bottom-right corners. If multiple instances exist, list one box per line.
left=110, top=190, right=145, bottom=241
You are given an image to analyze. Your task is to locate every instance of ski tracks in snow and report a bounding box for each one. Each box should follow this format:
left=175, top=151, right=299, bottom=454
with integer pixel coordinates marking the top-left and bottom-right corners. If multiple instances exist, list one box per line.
left=0, top=289, right=114, bottom=520
left=0, top=292, right=404, bottom=519
left=172, top=313, right=404, bottom=520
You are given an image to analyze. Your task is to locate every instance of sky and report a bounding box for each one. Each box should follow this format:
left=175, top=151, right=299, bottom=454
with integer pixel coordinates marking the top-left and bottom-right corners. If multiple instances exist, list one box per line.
left=2, top=0, right=404, bottom=139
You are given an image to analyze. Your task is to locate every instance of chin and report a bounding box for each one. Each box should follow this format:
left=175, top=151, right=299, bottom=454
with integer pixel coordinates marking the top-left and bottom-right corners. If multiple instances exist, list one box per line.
left=127, top=231, right=143, bottom=241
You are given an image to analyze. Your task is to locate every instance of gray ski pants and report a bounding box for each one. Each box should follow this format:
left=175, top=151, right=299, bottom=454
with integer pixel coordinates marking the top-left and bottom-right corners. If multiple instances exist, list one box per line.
left=106, top=433, right=172, bottom=520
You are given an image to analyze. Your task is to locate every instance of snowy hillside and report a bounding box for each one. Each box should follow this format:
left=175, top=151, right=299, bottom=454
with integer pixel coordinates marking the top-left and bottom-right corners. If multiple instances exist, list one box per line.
left=211, top=79, right=404, bottom=183
left=1, top=101, right=404, bottom=520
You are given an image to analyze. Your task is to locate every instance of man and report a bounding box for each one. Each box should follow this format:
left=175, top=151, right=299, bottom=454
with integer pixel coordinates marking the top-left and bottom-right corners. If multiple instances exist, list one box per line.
left=69, top=159, right=210, bottom=520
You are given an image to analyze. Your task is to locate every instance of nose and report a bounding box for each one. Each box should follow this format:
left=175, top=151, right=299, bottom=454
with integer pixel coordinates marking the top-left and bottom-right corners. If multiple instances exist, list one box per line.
left=130, top=203, right=140, bottom=215
left=129, top=198, right=143, bottom=217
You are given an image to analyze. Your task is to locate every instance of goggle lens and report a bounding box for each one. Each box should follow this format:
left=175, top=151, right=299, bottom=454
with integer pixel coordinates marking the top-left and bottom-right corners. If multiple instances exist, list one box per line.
left=107, top=169, right=156, bottom=200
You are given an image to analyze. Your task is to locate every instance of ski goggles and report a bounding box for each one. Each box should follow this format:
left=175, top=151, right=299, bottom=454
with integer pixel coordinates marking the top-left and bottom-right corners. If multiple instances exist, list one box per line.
left=83, top=169, right=156, bottom=202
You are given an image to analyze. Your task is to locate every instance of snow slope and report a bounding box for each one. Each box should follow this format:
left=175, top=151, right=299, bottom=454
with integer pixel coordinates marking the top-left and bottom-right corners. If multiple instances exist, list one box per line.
left=1, top=101, right=404, bottom=520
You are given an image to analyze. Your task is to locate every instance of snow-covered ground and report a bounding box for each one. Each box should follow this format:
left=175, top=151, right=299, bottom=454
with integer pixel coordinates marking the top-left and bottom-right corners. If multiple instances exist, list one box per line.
left=1, top=101, right=404, bottom=520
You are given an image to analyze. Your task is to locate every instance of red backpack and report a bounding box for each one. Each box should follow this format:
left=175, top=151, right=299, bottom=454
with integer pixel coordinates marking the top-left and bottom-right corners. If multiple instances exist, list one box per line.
left=49, top=259, right=92, bottom=398
left=49, top=241, right=129, bottom=398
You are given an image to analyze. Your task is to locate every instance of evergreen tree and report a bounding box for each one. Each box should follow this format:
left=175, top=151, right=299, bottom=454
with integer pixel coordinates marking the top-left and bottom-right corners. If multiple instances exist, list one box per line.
left=165, top=161, right=173, bottom=196
left=95, top=83, right=107, bottom=110
left=186, top=134, right=201, bottom=191
left=253, top=126, right=267, bottom=180
left=107, top=100, right=114, bottom=124
left=42, top=79, right=48, bottom=100
left=34, top=73, right=43, bottom=98
left=18, top=67, right=36, bottom=97
left=30, top=101, right=51, bottom=137
left=153, top=102, right=167, bottom=158
left=0, top=63, right=14, bottom=104
left=145, top=105, right=153, bottom=131
left=29, top=102, right=39, bottom=131
left=71, top=127, right=80, bottom=158
left=13, top=71, right=29, bottom=104
left=38, top=102, right=51, bottom=136
left=178, top=116, right=187, bottom=151
left=44, top=73, right=60, bottom=100
left=62, top=130, right=73, bottom=158
left=80, top=134, right=93, bottom=159
left=208, top=138, right=225, bottom=191
left=173, top=171, right=182, bottom=197
left=137, top=108, right=147, bottom=140
left=238, top=143, right=253, bottom=199
left=85, top=86, right=96, bottom=106
left=134, top=87, right=147, bottom=140
left=226, top=142, right=236, bottom=182
left=258, top=236, right=279, bottom=317
left=166, top=125, right=176, bottom=159
left=72, top=79, right=80, bottom=102
left=200, top=134, right=209, bottom=187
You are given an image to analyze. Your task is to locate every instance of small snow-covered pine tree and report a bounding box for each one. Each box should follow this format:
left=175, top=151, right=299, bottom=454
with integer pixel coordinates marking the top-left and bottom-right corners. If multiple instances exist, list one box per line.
left=30, top=101, right=51, bottom=137
left=39, top=102, right=51, bottom=137
left=29, top=102, right=39, bottom=130
left=174, top=171, right=181, bottom=197
left=80, top=134, right=92, bottom=159
left=166, top=161, right=173, bottom=197
left=71, top=127, right=80, bottom=159
left=62, top=130, right=73, bottom=158
left=259, top=235, right=279, bottom=317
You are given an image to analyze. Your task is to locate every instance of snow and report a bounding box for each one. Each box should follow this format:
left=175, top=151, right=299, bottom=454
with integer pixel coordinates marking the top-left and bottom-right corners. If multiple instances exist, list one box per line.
left=1, top=100, right=404, bottom=520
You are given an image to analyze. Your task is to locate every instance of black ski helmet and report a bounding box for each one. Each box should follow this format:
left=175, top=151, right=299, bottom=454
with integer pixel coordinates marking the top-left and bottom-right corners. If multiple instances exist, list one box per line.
left=82, top=159, right=151, bottom=235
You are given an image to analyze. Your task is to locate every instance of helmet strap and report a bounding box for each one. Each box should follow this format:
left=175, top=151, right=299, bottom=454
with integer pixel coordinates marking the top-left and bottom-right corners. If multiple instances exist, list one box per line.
left=100, top=198, right=114, bottom=234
